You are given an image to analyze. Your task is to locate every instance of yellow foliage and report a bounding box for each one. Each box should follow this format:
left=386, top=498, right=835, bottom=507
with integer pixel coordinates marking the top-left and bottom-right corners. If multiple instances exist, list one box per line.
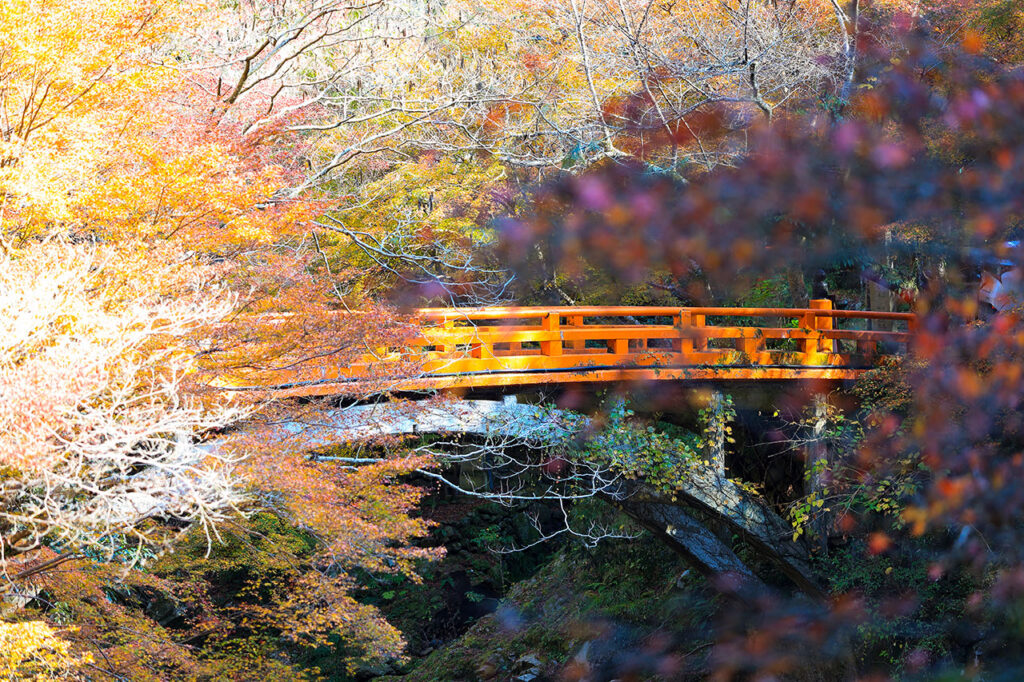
left=0, top=621, right=86, bottom=680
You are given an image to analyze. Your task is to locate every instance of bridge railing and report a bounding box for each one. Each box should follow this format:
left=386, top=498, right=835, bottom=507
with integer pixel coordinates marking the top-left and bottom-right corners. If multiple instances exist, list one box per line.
left=327, top=299, right=915, bottom=390
left=223, top=301, right=916, bottom=395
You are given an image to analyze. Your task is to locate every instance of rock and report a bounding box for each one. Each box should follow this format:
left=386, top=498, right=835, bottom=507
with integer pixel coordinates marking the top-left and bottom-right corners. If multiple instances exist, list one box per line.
left=563, top=641, right=592, bottom=679
left=142, top=589, right=186, bottom=627
left=514, top=654, right=543, bottom=671
left=511, top=514, right=536, bottom=541
left=354, top=660, right=396, bottom=678
left=513, top=653, right=544, bottom=680
left=573, top=641, right=591, bottom=665
left=476, top=659, right=499, bottom=679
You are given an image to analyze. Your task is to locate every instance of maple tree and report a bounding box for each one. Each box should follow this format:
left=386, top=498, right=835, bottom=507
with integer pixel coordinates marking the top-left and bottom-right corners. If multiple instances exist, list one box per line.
left=0, top=0, right=282, bottom=562
left=0, top=0, right=444, bottom=673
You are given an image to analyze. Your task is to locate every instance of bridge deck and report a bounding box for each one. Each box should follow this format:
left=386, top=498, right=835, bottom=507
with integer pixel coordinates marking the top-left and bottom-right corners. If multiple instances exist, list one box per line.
left=227, top=300, right=915, bottom=396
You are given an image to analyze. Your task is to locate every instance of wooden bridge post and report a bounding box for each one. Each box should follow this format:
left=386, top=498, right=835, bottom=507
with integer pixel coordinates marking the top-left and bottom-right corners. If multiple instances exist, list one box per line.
left=674, top=311, right=692, bottom=355
left=800, top=309, right=820, bottom=359
left=567, top=315, right=585, bottom=351
left=540, top=312, right=562, bottom=356
left=440, top=318, right=456, bottom=354
left=470, top=338, right=494, bottom=359
left=692, top=313, right=707, bottom=351
left=810, top=299, right=834, bottom=353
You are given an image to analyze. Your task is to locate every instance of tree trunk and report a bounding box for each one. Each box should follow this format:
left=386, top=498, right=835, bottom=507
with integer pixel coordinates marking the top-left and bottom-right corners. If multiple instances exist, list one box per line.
left=616, top=477, right=826, bottom=600
left=807, top=393, right=832, bottom=555
left=611, top=496, right=765, bottom=597
left=707, top=391, right=726, bottom=476
left=787, top=267, right=808, bottom=307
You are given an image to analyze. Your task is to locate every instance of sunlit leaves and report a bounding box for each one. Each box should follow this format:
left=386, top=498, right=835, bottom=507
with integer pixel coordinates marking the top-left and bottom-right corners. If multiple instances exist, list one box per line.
left=0, top=620, right=84, bottom=681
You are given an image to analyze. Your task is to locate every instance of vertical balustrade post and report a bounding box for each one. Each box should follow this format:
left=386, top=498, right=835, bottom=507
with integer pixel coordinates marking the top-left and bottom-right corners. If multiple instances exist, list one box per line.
left=610, top=338, right=629, bottom=355
left=567, top=314, right=585, bottom=352
left=800, top=308, right=819, bottom=360
left=440, top=318, right=456, bottom=354
left=540, top=312, right=562, bottom=356
left=810, top=299, right=834, bottom=353
left=737, top=330, right=761, bottom=357
left=857, top=339, right=878, bottom=360
left=904, top=314, right=918, bottom=357
left=674, top=310, right=692, bottom=355
left=470, top=338, right=494, bottom=359
left=692, top=314, right=707, bottom=351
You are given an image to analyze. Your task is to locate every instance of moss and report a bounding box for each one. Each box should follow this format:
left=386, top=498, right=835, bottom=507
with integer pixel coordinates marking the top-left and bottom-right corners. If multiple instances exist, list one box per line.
left=155, top=512, right=320, bottom=580
left=386, top=535, right=715, bottom=681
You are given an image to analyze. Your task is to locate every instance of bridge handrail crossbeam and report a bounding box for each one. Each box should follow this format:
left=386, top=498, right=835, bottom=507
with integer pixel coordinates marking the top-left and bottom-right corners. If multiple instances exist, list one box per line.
left=415, top=304, right=916, bottom=324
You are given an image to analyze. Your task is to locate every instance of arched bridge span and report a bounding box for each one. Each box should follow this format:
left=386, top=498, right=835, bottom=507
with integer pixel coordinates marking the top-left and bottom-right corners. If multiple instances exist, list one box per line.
left=237, top=300, right=915, bottom=397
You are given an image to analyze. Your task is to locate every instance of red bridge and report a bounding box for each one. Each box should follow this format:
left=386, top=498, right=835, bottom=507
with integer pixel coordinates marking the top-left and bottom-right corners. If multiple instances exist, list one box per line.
left=236, top=300, right=915, bottom=397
